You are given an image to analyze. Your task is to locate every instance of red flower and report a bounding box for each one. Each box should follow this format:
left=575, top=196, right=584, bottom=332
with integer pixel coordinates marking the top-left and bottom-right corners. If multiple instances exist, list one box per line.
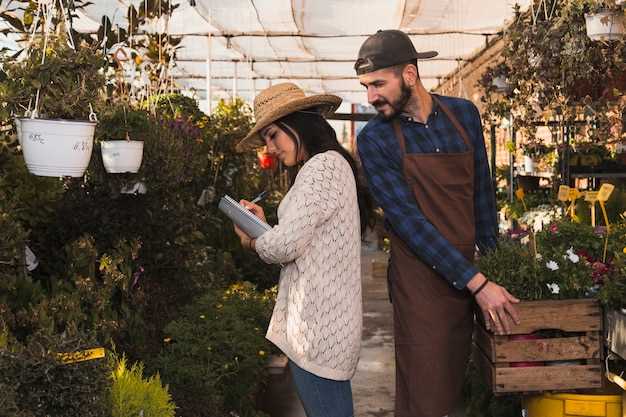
left=576, top=249, right=593, bottom=263
left=549, top=223, right=559, bottom=234
left=591, top=261, right=609, bottom=284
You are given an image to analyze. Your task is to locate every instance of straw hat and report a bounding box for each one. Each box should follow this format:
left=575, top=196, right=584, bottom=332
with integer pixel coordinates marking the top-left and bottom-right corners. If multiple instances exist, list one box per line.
left=236, top=83, right=342, bottom=152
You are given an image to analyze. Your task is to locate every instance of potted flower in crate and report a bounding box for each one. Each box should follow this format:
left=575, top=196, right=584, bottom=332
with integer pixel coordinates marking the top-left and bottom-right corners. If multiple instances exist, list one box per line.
left=96, top=104, right=150, bottom=174
left=474, top=219, right=626, bottom=393
left=1, top=35, right=106, bottom=177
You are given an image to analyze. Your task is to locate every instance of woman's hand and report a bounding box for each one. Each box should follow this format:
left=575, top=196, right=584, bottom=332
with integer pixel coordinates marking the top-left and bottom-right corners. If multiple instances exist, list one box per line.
left=239, top=200, right=267, bottom=223
left=234, top=224, right=253, bottom=249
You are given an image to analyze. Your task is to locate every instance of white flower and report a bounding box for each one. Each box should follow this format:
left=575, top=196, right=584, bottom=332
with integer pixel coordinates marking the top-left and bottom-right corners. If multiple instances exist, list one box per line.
left=565, top=247, right=580, bottom=264
left=535, top=253, right=543, bottom=261
left=521, top=235, right=530, bottom=245
left=546, top=283, right=560, bottom=294
left=546, top=260, right=559, bottom=271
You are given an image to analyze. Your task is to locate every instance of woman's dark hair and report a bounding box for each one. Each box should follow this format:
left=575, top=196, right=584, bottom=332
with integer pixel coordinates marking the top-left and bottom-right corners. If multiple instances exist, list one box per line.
left=275, top=110, right=374, bottom=234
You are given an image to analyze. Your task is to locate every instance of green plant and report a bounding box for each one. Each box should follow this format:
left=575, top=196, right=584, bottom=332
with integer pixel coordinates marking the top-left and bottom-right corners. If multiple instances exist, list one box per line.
left=1, top=34, right=106, bottom=121
left=96, top=104, right=151, bottom=142
left=110, top=352, right=176, bottom=417
left=155, top=282, right=276, bottom=417
left=479, top=219, right=626, bottom=306
left=0, top=328, right=109, bottom=417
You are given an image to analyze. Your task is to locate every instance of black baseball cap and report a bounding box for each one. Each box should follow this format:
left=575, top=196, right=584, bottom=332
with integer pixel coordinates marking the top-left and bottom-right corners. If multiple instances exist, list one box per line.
left=354, top=29, right=438, bottom=75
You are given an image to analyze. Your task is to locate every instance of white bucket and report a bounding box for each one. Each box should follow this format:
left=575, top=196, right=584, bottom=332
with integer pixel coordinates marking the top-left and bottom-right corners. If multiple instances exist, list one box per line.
left=18, top=118, right=96, bottom=177
left=524, top=155, right=535, bottom=173
left=585, top=11, right=625, bottom=41
left=101, top=140, right=144, bottom=173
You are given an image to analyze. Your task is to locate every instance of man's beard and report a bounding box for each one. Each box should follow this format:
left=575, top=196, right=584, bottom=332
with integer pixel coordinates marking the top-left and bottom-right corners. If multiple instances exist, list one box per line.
left=373, top=81, right=412, bottom=121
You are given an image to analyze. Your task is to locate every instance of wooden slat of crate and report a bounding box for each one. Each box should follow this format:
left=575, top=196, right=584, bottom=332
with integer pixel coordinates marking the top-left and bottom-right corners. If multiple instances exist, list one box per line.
left=473, top=346, right=603, bottom=394
left=483, top=299, right=602, bottom=335
left=475, top=324, right=601, bottom=363
left=473, top=299, right=604, bottom=394
left=606, top=309, right=626, bottom=360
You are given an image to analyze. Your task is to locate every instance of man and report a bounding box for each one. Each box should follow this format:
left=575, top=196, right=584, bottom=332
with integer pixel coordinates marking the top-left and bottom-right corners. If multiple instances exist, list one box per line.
left=355, top=30, right=520, bottom=417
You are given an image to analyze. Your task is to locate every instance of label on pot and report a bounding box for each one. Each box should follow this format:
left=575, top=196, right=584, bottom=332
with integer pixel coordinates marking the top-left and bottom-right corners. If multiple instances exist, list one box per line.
left=28, top=133, right=44, bottom=145
left=73, top=141, right=92, bottom=152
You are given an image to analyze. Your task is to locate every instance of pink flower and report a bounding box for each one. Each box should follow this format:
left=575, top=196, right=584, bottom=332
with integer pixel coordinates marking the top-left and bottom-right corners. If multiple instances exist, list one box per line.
left=591, top=261, right=609, bottom=284
left=549, top=223, right=559, bottom=234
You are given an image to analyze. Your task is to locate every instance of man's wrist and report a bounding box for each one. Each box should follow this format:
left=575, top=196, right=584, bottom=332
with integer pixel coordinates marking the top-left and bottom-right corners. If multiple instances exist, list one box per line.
left=466, top=273, right=487, bottom=293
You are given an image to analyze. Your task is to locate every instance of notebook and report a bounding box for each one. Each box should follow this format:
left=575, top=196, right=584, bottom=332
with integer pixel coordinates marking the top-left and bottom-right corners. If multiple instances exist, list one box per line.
left=218, top=195, right=272, bottom=239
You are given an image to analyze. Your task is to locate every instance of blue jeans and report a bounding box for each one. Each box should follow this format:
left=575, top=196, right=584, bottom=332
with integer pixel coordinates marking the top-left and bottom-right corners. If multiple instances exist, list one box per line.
left=289, top=360, right=354, bottom=417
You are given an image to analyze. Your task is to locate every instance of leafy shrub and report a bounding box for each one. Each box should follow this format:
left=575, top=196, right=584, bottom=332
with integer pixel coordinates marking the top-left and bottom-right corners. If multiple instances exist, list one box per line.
left=0, top=329, right=109, bottom=417
left=110, top=353, right=176, bottom=417
left=155, top=282, right=276, bottom=417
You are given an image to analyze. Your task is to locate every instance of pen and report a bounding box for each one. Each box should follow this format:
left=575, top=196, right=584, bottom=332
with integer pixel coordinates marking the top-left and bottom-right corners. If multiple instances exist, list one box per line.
left=250, top=190, right=268, bottom=204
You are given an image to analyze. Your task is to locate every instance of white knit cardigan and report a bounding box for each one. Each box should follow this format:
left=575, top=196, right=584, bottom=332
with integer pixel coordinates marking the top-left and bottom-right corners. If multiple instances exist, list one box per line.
left=255, top=150, right=362, bottom=381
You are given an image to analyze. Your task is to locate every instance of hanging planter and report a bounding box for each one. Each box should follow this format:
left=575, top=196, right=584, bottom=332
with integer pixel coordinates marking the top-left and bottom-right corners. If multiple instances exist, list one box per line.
left=17, top=117, right=96, bottom=177
left=492, top=76, right=511, bottom=94
left=585, top=10, right=625, bottom=41
left=523, top=155, right=535, bottom=173
left=101, top=140, right=144, bottom=173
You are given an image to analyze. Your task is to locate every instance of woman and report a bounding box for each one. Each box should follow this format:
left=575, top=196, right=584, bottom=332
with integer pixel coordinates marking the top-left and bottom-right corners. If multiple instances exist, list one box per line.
left=234, top=83, right=372, bottom=417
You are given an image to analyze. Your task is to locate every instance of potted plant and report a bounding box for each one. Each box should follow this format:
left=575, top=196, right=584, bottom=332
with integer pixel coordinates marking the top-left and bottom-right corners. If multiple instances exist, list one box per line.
left=521, top=141, right=553, bottom=173
left=97, top=105, right=150, bottom=173
left=584, top=2, right=626, bottom=41
left=2, top=34, right=106, bottom=177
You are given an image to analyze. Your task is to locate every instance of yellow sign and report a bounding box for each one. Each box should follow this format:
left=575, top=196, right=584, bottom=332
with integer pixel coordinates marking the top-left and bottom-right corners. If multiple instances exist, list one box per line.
left=584, top=191, right=599, bottom=203
left=598, top=183, right=615, bottom=202
left=57, top=347, right=105, bottom=365
left=557, top=185, right=570, bottom=202
left=568, top=188, right=581, bottom=201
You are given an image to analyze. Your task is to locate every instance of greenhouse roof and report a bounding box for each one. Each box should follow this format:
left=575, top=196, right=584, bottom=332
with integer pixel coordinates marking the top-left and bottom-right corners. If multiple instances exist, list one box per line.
left=1, top=0, right=531, bottom=109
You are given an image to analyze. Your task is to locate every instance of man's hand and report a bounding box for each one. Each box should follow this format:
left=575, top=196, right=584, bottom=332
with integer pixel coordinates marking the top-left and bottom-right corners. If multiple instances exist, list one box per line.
left=467, top=273, right=520, bottom=335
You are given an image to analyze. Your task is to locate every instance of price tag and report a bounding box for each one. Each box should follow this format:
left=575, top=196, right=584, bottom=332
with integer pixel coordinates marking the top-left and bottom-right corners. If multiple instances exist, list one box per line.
left=57, top=347, right=105, bottom=364
left=568, top=188, right=581, bottom=201
left=597, top=183, right=614, bottom=202
left=584, top=191, right=599, bottom=203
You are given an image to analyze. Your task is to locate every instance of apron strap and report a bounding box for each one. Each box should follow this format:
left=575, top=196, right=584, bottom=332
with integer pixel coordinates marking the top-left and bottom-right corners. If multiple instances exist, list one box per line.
left=432, top=95, right=473, bottom=149
left=392, top=119, right=407, bottom=156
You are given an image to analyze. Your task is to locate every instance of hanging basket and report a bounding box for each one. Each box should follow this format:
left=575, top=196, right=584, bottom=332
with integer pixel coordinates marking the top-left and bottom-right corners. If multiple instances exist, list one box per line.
left=17, top=118, right=96, bottom=177
left=523, top=155, right=535, bottom=173
left=101, top=140, right=144, bottom=173
left=585, top=11, right=625, bottom=41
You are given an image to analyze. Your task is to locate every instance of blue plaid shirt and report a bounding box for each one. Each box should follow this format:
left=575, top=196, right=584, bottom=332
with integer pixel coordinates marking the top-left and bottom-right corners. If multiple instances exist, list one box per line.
left=357, top=94, right=497, bottom=290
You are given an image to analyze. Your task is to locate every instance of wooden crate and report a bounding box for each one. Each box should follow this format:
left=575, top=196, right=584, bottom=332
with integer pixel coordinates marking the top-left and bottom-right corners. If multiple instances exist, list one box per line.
left=473, top=298, right=604, bottom=394
left=606, top=309, right=626, bottom=360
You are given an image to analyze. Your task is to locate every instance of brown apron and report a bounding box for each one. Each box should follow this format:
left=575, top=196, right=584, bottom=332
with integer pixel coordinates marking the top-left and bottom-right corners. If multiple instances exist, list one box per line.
left=388, top=96, right=475, bottom=417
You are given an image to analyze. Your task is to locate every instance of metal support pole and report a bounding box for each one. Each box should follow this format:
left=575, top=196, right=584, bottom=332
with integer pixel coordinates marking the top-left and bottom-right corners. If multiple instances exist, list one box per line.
left=509, top=114, right=516, bottom=203
left=205, top=34, right=212, bottom=114
left=490, top=123, right=497, bottom=194
left=232, top=61, right=238, bottom=101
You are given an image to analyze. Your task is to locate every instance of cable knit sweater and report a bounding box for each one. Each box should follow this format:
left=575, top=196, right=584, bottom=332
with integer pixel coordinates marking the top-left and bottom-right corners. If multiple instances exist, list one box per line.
left=255, top=150, right=362, bottom=381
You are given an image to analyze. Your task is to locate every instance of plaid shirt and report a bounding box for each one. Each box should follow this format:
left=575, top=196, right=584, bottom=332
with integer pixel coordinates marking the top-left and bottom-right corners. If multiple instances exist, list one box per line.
left=357, top=94, right=497, bottom=290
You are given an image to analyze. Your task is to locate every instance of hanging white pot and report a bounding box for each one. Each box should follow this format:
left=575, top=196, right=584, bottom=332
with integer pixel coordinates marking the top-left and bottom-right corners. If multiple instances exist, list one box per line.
left=585, top=11, right=625, bottom=41
left=101, top=140, right=144, bottom=173
left=492, top=76, right=510, bottom=93
left=523, top=155, right=535, bottom=173
left=17, top=118, right=96, bottom=177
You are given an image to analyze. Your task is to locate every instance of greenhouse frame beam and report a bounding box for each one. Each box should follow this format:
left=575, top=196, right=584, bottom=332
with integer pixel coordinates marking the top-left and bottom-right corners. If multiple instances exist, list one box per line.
left=174, top=75, right=439, bottom=80
left=176, top=57, right=468, bottom=63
